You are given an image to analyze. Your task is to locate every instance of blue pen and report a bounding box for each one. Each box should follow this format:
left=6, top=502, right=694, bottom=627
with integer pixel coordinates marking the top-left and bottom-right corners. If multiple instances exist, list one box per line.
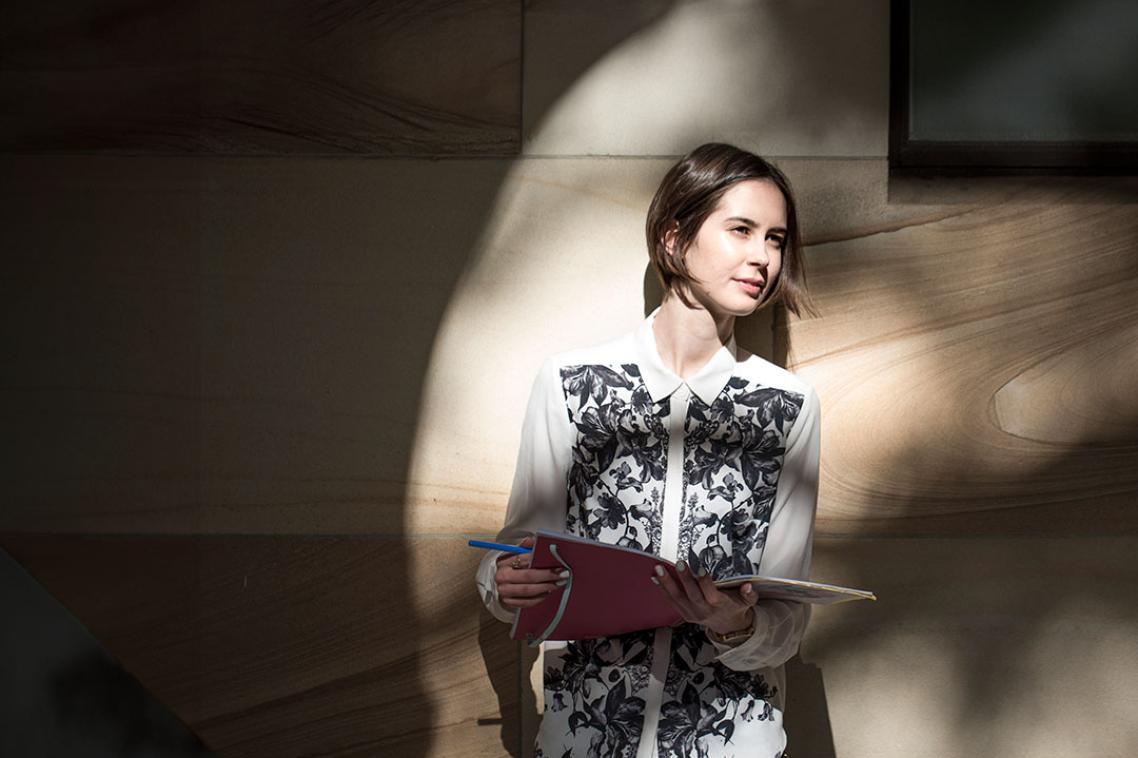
left=468, top=539, right=532, bottom=554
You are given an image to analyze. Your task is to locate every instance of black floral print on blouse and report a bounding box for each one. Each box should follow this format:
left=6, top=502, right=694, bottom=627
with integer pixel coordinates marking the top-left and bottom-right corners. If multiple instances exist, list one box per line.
left=678, top=377, right=804, bottom=580
left=561, top=363, right=668, bottom=553
left=539, top=632, right=654, bottom=758
left=656, top=624, right=779, bottom=757
left=551, top=364, right=804, bottom=758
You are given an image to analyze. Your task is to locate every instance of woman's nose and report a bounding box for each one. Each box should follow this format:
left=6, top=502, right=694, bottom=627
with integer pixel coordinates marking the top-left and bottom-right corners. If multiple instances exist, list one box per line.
left=747, top=241, right=769, bottom=266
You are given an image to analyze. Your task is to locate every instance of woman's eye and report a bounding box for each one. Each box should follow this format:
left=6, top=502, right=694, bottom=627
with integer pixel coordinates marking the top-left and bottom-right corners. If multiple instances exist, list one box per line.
left=733, top=226, right=751, bottom=236
left=768, top=235, right=785, bottom=249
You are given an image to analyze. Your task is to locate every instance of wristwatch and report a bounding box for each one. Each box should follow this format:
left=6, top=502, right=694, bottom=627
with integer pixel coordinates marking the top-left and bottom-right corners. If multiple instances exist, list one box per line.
left=707, top=612, right=755, bottom=646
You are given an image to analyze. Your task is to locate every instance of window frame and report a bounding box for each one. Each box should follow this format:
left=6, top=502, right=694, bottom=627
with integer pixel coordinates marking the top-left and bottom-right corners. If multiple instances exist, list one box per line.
left=889, top=0, right=1138, bottom=176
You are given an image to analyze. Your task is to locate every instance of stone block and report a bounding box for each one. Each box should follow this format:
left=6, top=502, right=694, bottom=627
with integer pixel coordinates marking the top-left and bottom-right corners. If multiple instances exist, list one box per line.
left=523, top=0, right=889, bottom=157
left=0, top=1, right=521, bottom=154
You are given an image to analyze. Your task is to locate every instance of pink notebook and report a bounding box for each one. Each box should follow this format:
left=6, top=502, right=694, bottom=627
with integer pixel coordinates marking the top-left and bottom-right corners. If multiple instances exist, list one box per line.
left=510, top=530, right=874, bottom=645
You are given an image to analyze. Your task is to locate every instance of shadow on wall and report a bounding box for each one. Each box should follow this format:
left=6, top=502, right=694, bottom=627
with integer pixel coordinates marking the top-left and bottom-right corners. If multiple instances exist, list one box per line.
left=0, top=548, right=213, bottom=758
left=51, top=653, right=213, bottom=758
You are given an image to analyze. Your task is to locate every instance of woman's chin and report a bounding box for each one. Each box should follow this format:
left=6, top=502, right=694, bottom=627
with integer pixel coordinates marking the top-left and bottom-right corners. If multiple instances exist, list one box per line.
left=681, top=289, right=762, bottom=320
left=716, top=298, right=763, bottom=319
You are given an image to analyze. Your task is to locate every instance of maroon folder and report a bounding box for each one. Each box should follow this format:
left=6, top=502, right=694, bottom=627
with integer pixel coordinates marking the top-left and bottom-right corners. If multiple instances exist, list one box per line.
left=510, top=530, right=874, bottom=645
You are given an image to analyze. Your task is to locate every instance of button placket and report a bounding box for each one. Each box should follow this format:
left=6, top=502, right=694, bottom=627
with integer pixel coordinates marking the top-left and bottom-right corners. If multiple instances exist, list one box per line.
left=636, top=383, right=692, bottom=758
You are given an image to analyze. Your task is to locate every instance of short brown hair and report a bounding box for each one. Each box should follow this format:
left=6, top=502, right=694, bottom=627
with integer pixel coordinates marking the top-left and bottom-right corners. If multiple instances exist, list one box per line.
left=645, top=143, right=812, bottom=317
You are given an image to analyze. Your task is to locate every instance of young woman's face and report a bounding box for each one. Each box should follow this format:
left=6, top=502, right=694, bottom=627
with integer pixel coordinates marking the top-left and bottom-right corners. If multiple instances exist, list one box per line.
left=674, top=179, right=787, bottom=319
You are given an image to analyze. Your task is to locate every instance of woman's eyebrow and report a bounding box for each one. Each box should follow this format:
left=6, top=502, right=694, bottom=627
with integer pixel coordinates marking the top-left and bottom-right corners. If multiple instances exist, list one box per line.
left=725, top=216, right=787, bottom=235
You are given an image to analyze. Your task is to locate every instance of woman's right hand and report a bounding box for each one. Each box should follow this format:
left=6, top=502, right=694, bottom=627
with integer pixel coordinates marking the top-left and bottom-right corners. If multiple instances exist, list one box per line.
left=494, top=537, right=568, bottom=609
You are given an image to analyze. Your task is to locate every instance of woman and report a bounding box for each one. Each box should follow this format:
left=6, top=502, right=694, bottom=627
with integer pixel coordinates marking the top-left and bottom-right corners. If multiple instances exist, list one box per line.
left=476, top=143, right=820, bottom=758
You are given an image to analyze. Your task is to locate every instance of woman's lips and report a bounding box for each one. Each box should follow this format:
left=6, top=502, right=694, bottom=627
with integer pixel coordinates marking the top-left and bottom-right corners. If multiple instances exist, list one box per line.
left=733, top=278, right=763, bottom=297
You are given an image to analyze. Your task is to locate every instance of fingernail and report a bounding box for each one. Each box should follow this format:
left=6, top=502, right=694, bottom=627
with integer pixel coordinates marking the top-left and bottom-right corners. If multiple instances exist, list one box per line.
left=555, top=579, right=567, bottom=587
left=742, top=584, right=753, bottom=595
left=677, top=561, right=687, bottom=574
left=650, top=576, right=660, bottom=585
left=696, top=566, right=706, bottom=578
left=654, top=565, right=665, bottom=577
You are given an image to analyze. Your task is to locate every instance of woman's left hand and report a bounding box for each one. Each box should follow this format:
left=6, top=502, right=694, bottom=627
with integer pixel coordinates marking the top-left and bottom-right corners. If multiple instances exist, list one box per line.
left=652, top=561, right=759, bottom=637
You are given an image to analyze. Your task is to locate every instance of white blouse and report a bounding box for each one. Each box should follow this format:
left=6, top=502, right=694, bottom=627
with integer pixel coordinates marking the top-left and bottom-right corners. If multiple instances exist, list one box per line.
left=476, top=310, right=821, bottom=758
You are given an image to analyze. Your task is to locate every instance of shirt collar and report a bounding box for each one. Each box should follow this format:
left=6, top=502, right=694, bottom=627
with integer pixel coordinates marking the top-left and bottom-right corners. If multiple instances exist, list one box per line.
left=634, top=308, right=739, bottom=405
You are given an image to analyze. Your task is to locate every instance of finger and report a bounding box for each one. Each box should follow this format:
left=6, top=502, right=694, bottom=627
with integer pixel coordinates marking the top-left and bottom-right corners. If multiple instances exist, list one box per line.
left=739, top=582, right=759, bottom=606
left=496, top=551, right=532, bottom=568
left=673, top=561, right=710, bottom=612
left=498, top=582, right=561, bottom=600
left=695, top=572, right=749, bottom=614
left=495, top=536, right=535, bottom=567
left=496, top=567, right=564, bottom=586
left=515, top=568, right=567, bottom=584
left=502, top=593, right=556, bottom=609
left=651, top=565, right=697, bottom=620
left=695, top=571, right=730, bottom=610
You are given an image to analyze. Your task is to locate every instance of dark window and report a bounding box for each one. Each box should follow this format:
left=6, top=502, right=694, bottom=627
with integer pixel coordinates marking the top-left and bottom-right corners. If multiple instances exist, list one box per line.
left=890, top=0, right=1138, bottom=174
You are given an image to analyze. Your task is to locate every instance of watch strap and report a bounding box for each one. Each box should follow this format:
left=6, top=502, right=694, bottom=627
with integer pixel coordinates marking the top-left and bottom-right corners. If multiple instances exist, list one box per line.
left=707, top=611, right=755, bottom=646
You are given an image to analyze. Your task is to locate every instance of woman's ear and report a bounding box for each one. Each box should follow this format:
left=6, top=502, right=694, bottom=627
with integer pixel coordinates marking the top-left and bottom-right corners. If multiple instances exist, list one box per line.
left=663, top=221, right=680, bottom=259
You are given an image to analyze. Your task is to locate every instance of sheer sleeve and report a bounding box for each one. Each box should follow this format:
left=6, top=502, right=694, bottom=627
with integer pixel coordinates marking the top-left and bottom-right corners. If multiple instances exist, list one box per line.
left=712, top=386, right=821, bottom=670
left=475, top=358, right=574, bottom=622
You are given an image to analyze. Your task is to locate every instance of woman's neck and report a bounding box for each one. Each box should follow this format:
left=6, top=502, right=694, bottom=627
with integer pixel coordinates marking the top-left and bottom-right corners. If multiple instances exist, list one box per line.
left=652, top=293, right=734, bottom=380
